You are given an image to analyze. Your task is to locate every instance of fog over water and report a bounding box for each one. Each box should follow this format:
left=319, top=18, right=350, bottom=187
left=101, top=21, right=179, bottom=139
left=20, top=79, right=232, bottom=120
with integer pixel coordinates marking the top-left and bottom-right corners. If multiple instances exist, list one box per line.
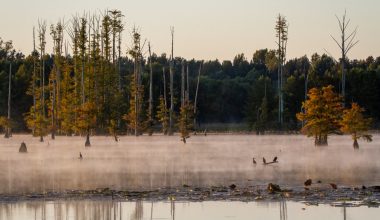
left=0, top=134, right=379, bottom=194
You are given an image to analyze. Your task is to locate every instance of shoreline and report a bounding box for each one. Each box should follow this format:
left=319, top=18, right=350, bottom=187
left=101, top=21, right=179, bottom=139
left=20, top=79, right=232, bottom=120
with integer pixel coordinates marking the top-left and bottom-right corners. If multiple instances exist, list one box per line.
left=1, top=184, right=379, bottom=207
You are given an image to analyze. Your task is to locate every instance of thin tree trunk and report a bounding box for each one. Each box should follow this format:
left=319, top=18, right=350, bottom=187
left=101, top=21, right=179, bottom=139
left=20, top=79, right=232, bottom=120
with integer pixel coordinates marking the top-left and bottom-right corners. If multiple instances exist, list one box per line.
left=134, top=57, right=138, bottom=136
left=163, top=67, right=167, bottom=109
left=148, top=43, right=153, bottom=123
left=169, top=62, right=174, bottom=135
left=181, top=60, right=185, bottom=108
left=33, top=27, right=37, bottom=135
left=169, top=27, right=174, bottom=135
left=42, top=52, right=45, bottom=118
left=194, top=63, right=202, bottom=129
left=186, top=64, right=189, bottom=103
left=81, top=60, right=85, bottom=105
left=118, top=31, right=122, bottom=91
left=277, top=17, right=281, bottom=125
left=51, top=80, right=56, bottom=139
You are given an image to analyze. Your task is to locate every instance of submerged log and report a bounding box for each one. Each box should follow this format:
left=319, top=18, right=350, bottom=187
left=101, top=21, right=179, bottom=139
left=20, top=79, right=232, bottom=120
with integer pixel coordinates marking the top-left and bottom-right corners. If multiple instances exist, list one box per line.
left=304, top=179, right=312, bottom=186
left=229, top=184, right=237, bottom=190
left=19, top=142, right=27, bottom=153
left=267, top=183, right=281, bottom=193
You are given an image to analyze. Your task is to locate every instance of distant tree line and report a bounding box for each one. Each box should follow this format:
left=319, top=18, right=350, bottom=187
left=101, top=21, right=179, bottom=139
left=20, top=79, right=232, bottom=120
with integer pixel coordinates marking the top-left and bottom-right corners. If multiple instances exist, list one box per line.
left=0, top=11, right=379, bottom=137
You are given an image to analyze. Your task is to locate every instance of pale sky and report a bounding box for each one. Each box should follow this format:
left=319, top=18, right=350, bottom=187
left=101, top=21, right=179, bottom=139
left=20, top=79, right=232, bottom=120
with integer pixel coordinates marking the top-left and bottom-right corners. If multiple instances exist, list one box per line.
left=1, top=0, right=379, bottom=61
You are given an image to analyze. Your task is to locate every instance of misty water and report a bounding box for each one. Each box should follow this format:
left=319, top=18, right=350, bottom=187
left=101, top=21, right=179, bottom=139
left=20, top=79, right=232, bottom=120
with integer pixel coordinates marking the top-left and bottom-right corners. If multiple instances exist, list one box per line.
left=1, top=200, right=380, bottom=220
left=0, top=134, right=380, bottom=194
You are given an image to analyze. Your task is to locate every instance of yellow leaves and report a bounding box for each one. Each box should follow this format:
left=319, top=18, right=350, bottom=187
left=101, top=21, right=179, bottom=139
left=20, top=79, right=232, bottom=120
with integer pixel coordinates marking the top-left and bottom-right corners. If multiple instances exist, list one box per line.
left=157, top=96, right=169, bottom=134
left=298, top=85, right=373, bottom=146
left=297, top=85, right=343, bottom=138
left=178, top=102, right=194, bottom=139
left=76, top=102, right=97, bottom=132
left=0, top=116, right=9, bottom=129
left=340, top=102, right=372, bottom=141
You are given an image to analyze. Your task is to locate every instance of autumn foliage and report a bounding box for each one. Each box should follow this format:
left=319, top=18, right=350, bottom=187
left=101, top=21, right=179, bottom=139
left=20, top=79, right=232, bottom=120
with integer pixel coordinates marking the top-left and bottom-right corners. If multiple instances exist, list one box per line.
left=297, top=85, right=343, bottom=146
left=340, top=103, right=372, bottom=149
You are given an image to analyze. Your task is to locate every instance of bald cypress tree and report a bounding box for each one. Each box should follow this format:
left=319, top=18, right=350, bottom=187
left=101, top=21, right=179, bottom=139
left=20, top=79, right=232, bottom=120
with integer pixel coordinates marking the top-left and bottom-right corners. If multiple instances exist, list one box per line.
left=124, top=28, right=144, bottom=136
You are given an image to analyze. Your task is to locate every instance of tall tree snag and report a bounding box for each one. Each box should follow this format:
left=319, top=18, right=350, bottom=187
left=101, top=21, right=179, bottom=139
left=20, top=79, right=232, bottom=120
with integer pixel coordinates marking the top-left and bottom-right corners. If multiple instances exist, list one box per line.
left=331, top=10, right=359, bottom=106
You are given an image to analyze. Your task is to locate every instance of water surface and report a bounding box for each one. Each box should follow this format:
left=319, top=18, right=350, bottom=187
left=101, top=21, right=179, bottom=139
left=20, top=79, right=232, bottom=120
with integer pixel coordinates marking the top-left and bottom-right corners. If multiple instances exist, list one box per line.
left=0, top=200, right=379, bottom=220
left=0, top=134, right=379, bottom=193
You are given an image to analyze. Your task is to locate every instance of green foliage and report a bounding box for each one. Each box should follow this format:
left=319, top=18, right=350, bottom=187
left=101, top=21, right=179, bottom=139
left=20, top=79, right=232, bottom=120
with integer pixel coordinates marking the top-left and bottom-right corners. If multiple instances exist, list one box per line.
left=1, top=11, right=380, bottom=135
left=245, top=76, right=275, bottom=133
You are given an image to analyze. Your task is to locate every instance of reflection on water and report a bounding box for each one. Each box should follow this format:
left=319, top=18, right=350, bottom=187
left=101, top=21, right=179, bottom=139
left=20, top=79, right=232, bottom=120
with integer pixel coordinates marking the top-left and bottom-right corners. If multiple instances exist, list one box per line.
left=0, top=200, right=378, bottom=220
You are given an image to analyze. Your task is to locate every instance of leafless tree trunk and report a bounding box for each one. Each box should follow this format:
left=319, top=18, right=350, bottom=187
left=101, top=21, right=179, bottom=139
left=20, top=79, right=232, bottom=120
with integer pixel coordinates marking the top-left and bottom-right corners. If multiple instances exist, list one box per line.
left=194, top=63, right=202, bottom=129
left=186, top=64, right=189, bottom=103
left=148, top=42, right=153, bottom=124
left=275, top=14, right=288, bottom=126
left=118, top=30, right=122, bottom=91
left=32, top=27, right=37, bottom=135
left=331, top=10, right=359, bottom=106
left=51, top=80, right=56, bottom=139
left=163, top=67, right=167, bottom=108
left=181, top=60, right=185, bottom=108
left=169, top=27, right=174, bottom=135
left=38, top=21, right=47, bottom=142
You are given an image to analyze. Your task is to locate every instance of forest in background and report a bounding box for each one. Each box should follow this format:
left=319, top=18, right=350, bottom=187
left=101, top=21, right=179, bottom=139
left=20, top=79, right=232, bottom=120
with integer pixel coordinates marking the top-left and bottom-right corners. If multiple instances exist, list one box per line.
left=0, top=10, right=379, bottom=136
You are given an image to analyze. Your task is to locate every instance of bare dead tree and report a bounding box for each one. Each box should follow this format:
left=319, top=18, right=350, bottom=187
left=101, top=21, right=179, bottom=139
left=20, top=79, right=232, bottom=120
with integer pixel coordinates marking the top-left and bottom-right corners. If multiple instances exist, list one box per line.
left=181, top=60, right=185, bottom=108
left=194, top=62, right=202, bottom=130
left=38, top=21, right=47, bottom=119
left=148, top=42, right=154, bottom=132
left=50, top=79, right=56, bottom=139
left=163, top=67, right=167, bottom=108
left=331, top=10, right=359, bottom=106
left=275, top=14, right=288, bottom=126
left=32, top=27, right=37, bottom=135
left=186, top=64, right=189, bottom=103
left=38, top=20, right=47, bottom=142
left=169, top=27, right=174, bottom=135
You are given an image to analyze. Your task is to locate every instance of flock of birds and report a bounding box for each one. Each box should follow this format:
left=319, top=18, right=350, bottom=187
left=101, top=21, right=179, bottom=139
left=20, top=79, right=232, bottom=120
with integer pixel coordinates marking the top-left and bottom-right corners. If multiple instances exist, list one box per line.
left=252, top=156, right=278, bottom=165
left=252, top=155, right=338, bottom=190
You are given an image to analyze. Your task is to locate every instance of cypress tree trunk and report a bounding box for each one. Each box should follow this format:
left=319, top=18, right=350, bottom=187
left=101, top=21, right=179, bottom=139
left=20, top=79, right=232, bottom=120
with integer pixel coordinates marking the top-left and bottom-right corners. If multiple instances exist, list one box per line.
left=85, top=128, right=91, bottom=147
left=353, top=139, right=359, bottom=149
left=353, top=134, right=359, bottom=149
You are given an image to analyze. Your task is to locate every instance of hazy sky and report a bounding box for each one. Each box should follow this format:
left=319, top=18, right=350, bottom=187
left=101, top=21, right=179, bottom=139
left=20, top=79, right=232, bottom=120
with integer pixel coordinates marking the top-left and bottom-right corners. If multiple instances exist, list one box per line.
left=1, top=0, right=379, bottom=61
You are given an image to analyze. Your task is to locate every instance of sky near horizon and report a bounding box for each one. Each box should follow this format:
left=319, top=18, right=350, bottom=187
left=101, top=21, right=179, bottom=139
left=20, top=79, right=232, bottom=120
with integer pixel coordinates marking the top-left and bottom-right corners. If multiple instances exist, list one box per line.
left=1, top=0, right=379, bottom=61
